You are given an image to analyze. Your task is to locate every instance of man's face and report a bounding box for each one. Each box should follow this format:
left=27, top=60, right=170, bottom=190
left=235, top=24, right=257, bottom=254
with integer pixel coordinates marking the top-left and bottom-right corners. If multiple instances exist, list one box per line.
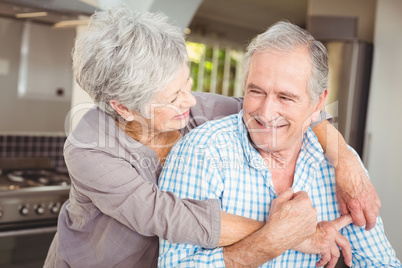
left=243, top=46, right=326, bottom=153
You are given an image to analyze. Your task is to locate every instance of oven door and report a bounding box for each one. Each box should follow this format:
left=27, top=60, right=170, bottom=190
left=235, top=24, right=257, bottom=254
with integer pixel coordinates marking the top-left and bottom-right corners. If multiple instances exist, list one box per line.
left=0, top=184, right=69, bottom=267
left=0, top=225, right=57, bottom=267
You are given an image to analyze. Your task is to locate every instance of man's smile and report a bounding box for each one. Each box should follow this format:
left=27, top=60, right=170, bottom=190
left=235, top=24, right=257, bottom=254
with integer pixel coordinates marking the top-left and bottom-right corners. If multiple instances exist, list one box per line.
left=253, top=116, right=288, bottom=130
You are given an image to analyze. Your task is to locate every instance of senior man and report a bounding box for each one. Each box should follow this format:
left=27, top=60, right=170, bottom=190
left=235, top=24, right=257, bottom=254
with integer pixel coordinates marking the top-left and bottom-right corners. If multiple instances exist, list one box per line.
left=158, top=21, right=401, bottom=267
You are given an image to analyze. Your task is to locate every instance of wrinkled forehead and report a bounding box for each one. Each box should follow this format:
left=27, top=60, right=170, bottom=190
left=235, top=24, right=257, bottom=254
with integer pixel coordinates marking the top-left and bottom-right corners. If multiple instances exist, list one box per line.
left=247, top=48, right=312, bottom=90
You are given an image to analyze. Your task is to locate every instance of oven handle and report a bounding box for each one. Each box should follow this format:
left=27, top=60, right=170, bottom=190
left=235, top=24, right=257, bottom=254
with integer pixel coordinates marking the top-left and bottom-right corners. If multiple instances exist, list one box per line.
left=0, top=226, right=57, bottom=238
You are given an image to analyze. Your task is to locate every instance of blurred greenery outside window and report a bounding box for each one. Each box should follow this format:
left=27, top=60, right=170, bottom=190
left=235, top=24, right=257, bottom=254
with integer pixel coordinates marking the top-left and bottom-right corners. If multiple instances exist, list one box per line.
left=186, top=41, right=245, bottom=97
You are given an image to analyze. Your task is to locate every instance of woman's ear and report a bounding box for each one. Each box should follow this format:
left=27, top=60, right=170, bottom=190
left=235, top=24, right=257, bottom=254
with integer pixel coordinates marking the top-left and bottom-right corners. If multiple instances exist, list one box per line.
left=109, top=100, right=134, bottom=121
left=311, top=89, right=328, bottom=122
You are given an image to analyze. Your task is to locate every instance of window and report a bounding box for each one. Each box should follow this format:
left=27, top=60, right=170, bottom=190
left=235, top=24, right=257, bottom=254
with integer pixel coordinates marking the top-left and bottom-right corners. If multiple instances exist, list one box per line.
left=186, top=41, right=244, bottom=97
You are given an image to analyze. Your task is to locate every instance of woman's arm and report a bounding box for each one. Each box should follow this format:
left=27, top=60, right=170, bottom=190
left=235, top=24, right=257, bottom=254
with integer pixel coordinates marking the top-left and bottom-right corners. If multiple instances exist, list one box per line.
left=65, top=145, right=224, bottom=249
left=218, top=212, right=264, bottom=246
left=312, top=120, right=381, bottom=230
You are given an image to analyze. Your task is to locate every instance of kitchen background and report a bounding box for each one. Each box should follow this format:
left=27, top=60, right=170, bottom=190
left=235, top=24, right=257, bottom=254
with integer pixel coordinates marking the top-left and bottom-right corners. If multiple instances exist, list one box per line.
left=0, top=0, right=401, bottom=266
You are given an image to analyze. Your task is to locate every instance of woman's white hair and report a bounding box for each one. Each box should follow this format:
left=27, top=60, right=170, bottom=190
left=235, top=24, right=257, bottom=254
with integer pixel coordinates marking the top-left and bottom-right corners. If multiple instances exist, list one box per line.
left=243, top=21, right=328, bottom=103
left=72, top=6, right=188, bottom=118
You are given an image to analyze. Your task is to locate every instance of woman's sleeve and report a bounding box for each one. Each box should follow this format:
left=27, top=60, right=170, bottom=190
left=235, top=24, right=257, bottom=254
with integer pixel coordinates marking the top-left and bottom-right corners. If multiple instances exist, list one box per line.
left=64, top=144, right=221, bottom=249
left=311, top=110, right=333, bottom=128
left=188, top=92, right=243, bottom=130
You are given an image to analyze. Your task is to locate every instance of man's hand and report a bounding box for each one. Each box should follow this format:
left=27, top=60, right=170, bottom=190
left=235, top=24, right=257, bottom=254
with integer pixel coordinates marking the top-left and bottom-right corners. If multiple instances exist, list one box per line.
left=335, top=150, right=381, bottom=230
left=293, top=215, right=353, bottom=268
left=264, top=188, right=318, bottom=254
left=223, top=188, right=318, bottom=267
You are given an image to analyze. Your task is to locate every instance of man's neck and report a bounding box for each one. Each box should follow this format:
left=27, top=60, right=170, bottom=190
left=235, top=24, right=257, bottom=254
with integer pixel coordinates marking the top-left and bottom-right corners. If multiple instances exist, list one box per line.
left=257, top=142, right=302, bottom=194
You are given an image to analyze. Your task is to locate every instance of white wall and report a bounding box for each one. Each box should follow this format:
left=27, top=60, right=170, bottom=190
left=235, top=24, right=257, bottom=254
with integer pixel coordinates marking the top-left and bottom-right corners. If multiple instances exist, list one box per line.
left=309, top=0, right=402, bottom=258
left=68, top=24, right=94, bottom=133
left=96, top=0, right=155, bottom=12
left=0, top=18, right=71, bottom=134
left=149, top=0, right=202, bottom=30
left=364, top=0, right=402, bottom=258
left=307, top=0, right=376, bottom=43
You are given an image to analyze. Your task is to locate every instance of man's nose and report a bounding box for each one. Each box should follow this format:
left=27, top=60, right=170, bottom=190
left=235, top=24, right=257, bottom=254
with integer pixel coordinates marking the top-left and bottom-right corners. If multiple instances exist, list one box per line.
left=260, top=97, right=280, bottom=121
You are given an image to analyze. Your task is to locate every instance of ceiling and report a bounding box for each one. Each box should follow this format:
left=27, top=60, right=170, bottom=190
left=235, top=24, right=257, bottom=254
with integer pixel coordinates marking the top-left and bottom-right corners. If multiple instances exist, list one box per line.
left=0, top=0, right=95, bottom=25
left=0, top=0, right=308, bottom=42
left=189, top=0, right=308, bottom=46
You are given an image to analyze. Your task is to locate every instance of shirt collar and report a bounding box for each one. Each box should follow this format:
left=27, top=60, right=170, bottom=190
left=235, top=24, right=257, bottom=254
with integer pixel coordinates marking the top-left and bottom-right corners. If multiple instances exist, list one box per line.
left=301, top=127, right=325, bottom=164
left=237, top=110, right=267, bottom=170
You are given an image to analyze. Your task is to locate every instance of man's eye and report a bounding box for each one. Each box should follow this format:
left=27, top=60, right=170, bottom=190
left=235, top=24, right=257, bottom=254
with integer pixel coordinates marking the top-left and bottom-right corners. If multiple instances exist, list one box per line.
left=250, top=90, right=262, bottom=95
left=170, top=97, right=178, bottom=103
left=280, top=96, right=292, bottom=101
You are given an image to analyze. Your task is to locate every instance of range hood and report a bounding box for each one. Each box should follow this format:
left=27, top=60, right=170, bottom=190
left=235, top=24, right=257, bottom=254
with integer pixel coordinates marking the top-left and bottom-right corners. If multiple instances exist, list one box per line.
left=0, top=0, right=97, bottom=25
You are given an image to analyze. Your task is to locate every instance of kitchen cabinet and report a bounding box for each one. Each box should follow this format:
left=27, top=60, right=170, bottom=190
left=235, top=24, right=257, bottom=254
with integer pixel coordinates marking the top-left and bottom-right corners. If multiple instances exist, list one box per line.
left=18, top=22, right=75, bottom=102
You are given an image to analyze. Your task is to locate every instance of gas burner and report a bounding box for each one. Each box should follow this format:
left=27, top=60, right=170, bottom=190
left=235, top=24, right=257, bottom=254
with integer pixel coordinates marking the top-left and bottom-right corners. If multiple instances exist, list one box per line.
left=0, top=169, right=71, bottom=190
left=8, top=173, right=25, bottom=183
left=0, top=157, right=71, bottom=231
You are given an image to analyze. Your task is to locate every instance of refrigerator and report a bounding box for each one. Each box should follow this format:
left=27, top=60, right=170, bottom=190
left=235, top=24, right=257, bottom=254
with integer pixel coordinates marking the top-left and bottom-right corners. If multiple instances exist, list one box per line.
left=322, top=41, right=373, bottom=158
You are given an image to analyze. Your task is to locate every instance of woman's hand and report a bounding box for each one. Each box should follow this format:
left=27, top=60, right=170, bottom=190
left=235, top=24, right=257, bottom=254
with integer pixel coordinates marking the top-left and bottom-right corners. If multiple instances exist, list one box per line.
left=335, top=150, right=381, bottom=230
left=293, top=215, right=353, bottom=268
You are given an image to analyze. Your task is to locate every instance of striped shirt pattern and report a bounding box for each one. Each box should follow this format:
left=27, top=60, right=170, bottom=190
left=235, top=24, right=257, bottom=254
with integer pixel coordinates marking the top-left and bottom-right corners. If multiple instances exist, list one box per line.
left=158, top=111, right=401, bottom=267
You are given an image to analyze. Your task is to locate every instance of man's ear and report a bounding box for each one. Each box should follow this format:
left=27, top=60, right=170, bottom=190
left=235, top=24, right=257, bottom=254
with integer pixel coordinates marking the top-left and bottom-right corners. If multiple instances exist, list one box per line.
left=311, top=89, right=328, bottom=122
left=109, top=100, right=134, bottom=121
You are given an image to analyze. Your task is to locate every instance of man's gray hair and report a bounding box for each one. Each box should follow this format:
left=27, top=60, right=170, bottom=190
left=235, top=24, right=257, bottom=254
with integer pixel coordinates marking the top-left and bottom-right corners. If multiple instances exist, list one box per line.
left=243, top=21, right=328, bottom=102
left=72, top=7, right=188, bottom=118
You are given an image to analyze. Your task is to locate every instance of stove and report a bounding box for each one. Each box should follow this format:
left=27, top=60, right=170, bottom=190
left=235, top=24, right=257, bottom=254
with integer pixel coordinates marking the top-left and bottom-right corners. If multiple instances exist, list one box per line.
left=0, top=157, right=70, bottom=231
left=0, top=169, right=70, bottom=190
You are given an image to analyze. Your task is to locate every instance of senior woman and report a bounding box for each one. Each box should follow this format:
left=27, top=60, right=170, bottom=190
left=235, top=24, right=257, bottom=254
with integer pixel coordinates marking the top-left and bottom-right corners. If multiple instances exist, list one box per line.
left=45, top=7, right=380, bottom=267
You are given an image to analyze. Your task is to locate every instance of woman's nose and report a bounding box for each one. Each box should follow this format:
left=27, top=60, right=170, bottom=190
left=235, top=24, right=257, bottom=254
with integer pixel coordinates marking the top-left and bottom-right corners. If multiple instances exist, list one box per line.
left=182, top=78, right=196, bottom=108
left=183, top=91, right=196, bottom=108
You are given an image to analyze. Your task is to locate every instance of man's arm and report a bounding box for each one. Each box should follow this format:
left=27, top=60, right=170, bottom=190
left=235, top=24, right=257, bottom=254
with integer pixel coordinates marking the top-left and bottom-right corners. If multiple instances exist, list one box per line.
left=312, top=120, right=381, bottom=230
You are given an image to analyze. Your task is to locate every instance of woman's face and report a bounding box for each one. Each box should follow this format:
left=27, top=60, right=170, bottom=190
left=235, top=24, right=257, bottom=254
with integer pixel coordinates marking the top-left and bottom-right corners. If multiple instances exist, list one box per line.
left=145, top=64, right=196, bottom=133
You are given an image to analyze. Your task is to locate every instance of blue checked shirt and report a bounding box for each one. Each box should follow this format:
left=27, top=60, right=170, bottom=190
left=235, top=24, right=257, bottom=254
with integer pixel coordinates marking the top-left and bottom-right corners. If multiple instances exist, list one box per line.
left=158, top=111, right=401, bottom=267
